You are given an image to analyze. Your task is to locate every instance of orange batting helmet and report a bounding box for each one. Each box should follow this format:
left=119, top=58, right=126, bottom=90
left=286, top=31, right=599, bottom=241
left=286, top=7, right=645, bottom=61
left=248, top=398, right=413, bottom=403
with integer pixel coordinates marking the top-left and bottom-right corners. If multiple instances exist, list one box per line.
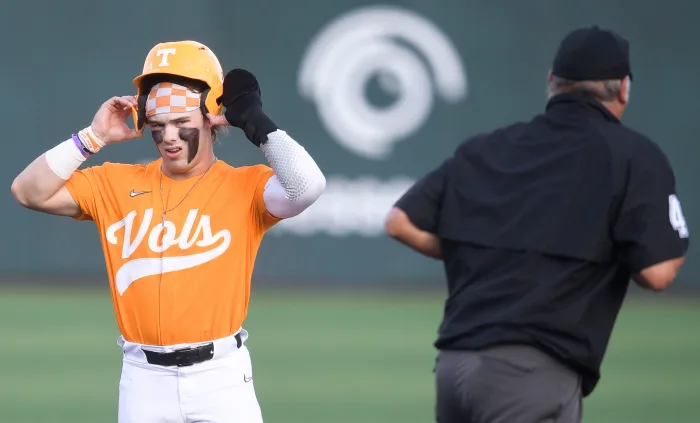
left=132, top=40, right=224, bottom=130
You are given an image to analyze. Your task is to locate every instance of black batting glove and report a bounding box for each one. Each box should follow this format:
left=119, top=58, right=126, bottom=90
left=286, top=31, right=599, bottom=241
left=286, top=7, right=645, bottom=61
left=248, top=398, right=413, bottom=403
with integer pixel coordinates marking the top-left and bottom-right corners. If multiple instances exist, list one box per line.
left=220, top=69, right=279, bottom=147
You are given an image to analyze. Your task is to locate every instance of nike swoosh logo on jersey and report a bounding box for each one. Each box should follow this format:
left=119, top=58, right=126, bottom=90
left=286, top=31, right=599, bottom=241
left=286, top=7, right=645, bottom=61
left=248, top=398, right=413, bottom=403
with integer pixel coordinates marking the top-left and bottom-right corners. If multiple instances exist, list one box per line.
left=244, top=374, right=253, bottom=383
left=130, top=189, right=151, bottom=197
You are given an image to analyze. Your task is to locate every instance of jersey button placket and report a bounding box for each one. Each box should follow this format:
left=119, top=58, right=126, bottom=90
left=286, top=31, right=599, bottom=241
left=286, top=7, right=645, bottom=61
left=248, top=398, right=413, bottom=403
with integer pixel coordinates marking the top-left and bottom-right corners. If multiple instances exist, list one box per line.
left=155, top=190, right=166, bottom=346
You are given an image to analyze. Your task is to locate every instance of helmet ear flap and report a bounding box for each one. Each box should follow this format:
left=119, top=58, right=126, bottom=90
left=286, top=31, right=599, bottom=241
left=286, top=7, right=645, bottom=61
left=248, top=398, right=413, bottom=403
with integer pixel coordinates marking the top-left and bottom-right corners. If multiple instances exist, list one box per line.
left=203, top=83, right=224, bottom=117
left=136, top=93, right=149, bottom=130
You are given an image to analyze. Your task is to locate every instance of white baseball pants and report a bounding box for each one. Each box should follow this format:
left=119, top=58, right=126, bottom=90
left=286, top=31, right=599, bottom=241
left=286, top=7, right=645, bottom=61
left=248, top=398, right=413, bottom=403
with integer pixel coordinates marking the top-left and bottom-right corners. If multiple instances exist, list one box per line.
left=116, top=329, right=264, bottom=423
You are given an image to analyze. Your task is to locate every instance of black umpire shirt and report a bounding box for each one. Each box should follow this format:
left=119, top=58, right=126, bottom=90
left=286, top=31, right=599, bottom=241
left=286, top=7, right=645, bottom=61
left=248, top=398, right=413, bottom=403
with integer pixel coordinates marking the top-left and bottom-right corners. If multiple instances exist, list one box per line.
left=395, top=92, right=689, bottom=396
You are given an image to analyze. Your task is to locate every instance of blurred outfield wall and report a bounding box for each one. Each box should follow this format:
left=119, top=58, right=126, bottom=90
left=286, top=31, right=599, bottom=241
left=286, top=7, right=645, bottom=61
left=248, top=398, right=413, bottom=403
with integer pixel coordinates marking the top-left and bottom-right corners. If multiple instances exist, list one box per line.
left=1, top=0, right=697, bottom=289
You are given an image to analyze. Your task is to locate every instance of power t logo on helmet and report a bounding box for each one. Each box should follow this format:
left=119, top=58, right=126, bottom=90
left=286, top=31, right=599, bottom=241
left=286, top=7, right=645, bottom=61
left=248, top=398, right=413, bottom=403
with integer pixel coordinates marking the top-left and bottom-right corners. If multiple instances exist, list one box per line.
left=11, top=38, right=326, bottom=423
left=155, top=48, right=176, bottom=66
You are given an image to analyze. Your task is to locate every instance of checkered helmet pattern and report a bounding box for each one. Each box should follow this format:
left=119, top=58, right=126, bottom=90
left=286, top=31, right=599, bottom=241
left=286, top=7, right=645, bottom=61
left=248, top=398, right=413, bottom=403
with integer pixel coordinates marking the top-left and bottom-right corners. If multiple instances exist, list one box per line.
left=145, top=82, right=201, bottom=117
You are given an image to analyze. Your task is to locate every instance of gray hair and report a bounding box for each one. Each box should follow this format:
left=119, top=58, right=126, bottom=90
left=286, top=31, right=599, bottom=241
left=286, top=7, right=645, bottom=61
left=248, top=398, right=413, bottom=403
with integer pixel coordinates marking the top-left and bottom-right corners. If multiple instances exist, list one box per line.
left=547, top=75, right=623, bottom=102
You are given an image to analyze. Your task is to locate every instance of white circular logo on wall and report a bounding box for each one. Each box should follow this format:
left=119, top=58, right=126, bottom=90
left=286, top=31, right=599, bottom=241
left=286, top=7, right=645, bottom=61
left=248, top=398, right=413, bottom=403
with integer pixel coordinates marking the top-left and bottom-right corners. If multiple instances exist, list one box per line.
left=298, top=5, right=468, bottom=160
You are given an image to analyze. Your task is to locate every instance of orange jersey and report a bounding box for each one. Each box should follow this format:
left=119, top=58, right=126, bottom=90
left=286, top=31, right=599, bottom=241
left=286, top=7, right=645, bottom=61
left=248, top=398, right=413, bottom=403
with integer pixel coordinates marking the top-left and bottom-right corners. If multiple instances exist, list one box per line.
left=64, top=159, right=281, bottom=345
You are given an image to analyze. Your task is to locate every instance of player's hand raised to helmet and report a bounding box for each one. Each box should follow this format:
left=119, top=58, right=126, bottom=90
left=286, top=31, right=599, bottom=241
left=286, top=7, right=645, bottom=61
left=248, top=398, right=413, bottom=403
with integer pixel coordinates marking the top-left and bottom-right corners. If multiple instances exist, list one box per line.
left=91, top=96, right=142, bottom=144
left=207, top=69, right=279, bottom=147
left=206, top=69, right=261, bottom=128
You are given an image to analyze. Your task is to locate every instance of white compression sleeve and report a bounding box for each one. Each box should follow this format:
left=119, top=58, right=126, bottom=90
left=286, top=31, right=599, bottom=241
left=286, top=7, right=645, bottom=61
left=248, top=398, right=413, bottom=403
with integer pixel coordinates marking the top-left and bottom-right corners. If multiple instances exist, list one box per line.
left=261, top=130, right=326, bottom=219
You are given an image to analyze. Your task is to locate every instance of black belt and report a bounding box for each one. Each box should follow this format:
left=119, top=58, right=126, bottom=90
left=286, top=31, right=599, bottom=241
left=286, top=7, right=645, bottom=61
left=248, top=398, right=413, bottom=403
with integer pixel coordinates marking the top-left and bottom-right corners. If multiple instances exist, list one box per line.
left=142, top=332, right=242, bottom=367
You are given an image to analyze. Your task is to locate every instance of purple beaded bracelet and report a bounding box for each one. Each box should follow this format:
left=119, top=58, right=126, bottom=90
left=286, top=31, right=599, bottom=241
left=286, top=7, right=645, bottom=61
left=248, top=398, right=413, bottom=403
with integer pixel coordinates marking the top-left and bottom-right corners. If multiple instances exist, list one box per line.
left=71, top=133, right=92, bottom=158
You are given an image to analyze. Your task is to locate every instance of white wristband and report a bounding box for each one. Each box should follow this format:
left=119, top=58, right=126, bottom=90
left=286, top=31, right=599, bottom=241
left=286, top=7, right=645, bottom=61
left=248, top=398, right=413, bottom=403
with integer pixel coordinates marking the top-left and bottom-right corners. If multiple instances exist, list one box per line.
left=45, top=138, right=87, bottom=180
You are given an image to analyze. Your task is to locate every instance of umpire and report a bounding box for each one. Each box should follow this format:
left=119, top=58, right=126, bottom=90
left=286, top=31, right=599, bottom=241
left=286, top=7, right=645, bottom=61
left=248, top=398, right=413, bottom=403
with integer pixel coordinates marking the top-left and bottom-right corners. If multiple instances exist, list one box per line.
left=385, top=25, right=689, bottom=423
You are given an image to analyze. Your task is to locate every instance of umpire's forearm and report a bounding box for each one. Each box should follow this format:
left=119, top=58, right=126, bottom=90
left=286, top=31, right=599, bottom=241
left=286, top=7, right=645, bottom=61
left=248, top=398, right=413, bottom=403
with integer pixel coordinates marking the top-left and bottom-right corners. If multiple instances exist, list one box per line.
left=385, top=207, right=443, bottom=259
left=397, top=230, right=443, bottom=259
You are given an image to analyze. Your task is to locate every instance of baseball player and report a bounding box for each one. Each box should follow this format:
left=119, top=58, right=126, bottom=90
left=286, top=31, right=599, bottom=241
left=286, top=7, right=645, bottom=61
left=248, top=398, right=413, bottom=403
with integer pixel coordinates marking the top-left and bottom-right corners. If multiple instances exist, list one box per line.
left=11, top=40, right=326, bottom=422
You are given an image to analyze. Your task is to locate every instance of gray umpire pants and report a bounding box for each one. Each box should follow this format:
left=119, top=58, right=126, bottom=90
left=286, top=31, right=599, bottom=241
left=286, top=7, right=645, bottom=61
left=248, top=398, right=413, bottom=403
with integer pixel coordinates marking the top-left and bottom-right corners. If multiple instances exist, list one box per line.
left=435, top=345, right=582, bottom=423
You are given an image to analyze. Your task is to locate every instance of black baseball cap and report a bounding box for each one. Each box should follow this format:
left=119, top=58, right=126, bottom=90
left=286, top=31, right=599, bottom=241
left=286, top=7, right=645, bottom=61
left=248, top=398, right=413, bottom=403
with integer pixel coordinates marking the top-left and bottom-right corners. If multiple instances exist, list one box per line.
left=552, top=25, right=633, bottom=81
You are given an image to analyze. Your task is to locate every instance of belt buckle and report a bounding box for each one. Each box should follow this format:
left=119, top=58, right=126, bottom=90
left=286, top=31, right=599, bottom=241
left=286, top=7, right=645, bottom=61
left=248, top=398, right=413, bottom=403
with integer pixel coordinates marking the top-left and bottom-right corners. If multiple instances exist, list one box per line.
left=173, top=346, right=197, bottom=367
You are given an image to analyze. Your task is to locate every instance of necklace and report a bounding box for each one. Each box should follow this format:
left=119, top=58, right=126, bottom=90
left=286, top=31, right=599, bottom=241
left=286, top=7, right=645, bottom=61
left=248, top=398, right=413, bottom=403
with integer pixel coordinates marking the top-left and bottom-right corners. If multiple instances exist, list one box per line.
left=159, top=158, right=217, bottom=221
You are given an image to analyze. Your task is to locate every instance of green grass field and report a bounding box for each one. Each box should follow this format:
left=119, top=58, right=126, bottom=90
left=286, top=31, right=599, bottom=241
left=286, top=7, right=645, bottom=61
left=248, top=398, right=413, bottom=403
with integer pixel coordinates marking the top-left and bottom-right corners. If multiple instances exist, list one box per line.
left=0, top=288, right=698, bottom=423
